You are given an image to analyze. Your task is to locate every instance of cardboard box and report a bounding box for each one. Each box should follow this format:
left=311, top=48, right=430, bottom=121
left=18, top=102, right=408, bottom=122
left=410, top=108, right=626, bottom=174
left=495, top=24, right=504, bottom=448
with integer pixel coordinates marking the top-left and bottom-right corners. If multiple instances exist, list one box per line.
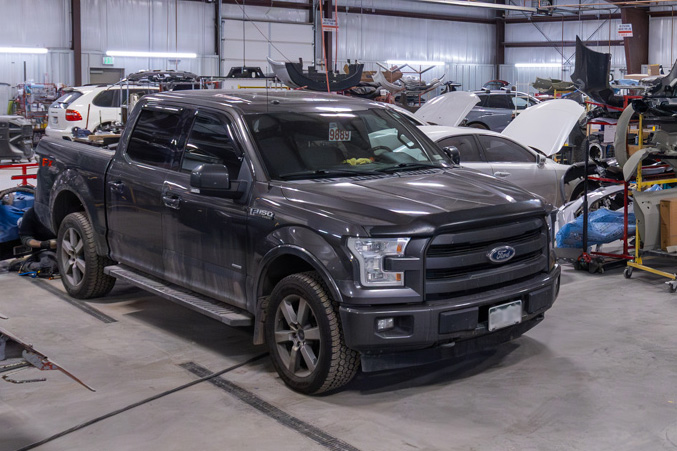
left=648, top=64, right=661, bottom=76
left=624, top=73, right=648, bottom=81
left=660, top=198, right=677, bottom=250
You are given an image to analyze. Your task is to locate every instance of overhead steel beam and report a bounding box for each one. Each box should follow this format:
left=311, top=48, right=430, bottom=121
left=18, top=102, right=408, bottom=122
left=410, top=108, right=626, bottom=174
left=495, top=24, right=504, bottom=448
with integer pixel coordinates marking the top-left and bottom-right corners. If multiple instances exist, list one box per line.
left=506, top=13, right=621, bottom=23
left=504, top=40, right=623, bottom=47
left=72, top=0, right=82, bottom=86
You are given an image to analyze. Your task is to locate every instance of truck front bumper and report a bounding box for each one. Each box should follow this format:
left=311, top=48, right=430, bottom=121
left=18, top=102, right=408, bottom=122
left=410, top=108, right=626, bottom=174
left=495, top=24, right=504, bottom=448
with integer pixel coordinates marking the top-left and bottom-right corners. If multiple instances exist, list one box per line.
left=339, top=265, right=560, bottom=372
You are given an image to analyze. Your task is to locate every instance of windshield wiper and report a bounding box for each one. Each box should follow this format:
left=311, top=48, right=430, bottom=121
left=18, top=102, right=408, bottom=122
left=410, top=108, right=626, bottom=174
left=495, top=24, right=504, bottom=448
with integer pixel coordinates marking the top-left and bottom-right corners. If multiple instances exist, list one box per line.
left=374, top=162, right=440, bottom=173
left=278, top=168, right=384, bottom=180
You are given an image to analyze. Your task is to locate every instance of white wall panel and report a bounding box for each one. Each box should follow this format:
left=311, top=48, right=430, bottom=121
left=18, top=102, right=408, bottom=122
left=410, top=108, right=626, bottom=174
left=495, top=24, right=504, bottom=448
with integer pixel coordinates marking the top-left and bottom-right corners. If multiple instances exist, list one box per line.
left=0, top=0, right=70, bottom=48
left=649, top=17, right=677, bottom=68
left=335, top=13, right=495, bottom=64
left=222, top=19, right=314, bottom=73
left=0, top=50, right=73, bottom=86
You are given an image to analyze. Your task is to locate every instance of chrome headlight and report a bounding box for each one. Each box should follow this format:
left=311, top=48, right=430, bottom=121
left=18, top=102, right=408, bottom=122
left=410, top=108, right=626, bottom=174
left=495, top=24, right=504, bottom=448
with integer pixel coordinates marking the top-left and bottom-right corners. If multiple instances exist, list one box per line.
left=347, top=237, right=410, bottom=287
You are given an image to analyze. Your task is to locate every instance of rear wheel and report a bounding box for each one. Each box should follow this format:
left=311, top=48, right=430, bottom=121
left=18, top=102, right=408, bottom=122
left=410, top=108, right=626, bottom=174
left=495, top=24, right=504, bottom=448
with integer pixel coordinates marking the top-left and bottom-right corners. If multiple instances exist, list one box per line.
left=265, top=272, right=359, bottom=395
left=57, top=212, right=115, bottom=299
left=467, top=122, right=489, bottom=130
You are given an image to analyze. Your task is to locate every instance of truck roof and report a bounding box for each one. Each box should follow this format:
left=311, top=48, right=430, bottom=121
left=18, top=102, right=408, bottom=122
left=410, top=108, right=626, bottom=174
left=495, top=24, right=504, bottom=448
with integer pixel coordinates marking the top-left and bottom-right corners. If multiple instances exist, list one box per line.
left=147, top=90, right=387, bottom=114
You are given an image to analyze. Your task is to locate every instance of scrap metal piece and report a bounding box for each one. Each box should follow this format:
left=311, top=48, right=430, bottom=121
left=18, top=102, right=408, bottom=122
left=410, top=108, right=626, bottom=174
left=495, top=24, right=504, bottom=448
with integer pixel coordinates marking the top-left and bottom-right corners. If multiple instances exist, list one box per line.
left=0, top=327, right=95, bottom=391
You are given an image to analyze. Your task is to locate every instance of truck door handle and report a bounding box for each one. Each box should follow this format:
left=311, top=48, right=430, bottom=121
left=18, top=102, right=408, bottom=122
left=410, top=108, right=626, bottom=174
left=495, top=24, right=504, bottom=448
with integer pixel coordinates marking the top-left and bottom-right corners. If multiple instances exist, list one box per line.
left=494, top=171, right=511, bottom=177
left=162, top=194, right=181, bottom=210
left=108, top=181, right=125, bottom=194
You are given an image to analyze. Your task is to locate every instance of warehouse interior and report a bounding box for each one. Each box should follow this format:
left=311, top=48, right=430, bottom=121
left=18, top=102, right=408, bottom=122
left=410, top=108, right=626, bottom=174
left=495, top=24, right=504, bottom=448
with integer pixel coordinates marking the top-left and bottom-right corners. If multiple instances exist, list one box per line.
left=3, top=1, right=677, bottom=450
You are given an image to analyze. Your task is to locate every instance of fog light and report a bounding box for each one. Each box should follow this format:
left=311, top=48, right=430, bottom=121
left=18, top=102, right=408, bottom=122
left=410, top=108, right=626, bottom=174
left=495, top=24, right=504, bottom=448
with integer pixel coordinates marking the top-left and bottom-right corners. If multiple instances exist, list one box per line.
left=376, top=317, right=395, bottom=331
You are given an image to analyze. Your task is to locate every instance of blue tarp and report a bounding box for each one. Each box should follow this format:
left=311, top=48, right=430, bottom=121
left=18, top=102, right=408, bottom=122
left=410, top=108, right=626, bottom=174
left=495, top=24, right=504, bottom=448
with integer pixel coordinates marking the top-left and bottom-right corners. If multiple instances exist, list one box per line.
left=557, top=208, right=636, bottom=248
left=0, top=192, right=34, bottom=243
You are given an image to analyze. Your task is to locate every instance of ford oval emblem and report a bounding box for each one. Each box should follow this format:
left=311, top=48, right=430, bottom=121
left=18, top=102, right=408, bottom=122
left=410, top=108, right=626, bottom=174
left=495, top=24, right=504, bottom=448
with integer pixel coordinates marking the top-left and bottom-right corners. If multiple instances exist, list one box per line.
left=487, top=245, right=516, bottom=263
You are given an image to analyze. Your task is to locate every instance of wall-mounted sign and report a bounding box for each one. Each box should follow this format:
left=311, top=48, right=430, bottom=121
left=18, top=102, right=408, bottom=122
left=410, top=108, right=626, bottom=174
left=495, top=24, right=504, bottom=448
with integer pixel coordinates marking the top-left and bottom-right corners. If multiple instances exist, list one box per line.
left=321, top=18, right=338, bottom=29
left=102, top=56, right=114, bottom=65
left=618, top=23, right=633, bottom=38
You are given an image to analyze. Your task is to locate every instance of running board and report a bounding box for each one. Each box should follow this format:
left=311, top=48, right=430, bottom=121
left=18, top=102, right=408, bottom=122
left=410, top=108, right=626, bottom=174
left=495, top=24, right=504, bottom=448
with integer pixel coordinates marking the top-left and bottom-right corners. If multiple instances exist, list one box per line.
left=104, top=265, right=253, bottom=327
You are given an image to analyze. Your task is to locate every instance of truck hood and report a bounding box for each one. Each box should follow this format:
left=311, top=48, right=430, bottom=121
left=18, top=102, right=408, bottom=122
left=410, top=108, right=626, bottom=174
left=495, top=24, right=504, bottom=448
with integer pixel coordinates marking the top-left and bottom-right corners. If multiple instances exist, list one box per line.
left=414, top=92, right=480, bottom=126
left=502, top=99, right=584, bottom=157
left=280, top=168, right=546, bottom=235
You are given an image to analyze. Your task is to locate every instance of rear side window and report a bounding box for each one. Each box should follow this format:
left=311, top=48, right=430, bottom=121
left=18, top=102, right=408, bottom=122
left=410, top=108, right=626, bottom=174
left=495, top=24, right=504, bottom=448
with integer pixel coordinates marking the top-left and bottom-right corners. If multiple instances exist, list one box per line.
left=126, top=109, right=182, bottom=169
left=92, top=90, right=120, bottom=108
left=50, top=91, right=83, bottom=109
left=438, top=135, right=483, bottom=162
left=181, top=113, right=243, bottom=178
left=485, top=95, right=513, bottom=109
left=477, top=135, right=536, bottom=163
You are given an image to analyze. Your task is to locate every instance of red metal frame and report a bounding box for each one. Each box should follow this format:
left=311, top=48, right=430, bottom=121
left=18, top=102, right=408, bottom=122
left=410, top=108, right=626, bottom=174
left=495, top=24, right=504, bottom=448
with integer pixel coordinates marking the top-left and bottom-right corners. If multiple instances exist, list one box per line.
left=0, top=162, right=39, bottom=187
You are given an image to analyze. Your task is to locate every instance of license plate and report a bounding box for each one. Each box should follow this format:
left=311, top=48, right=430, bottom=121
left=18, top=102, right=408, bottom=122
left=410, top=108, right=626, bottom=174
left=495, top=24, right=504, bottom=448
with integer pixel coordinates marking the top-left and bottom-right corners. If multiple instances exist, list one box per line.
left=51, top=117, right=58, bottom=125
left=488, top=300, right=522, bottom=332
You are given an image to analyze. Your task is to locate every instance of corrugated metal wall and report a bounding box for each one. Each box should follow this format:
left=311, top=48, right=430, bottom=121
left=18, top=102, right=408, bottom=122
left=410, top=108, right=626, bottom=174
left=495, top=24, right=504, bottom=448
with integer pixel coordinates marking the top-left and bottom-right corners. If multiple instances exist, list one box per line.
left=81, top=0, right=217, bottom=84
left=649, top=17, right=677, bottom=68
left=0, top=0, right=71, bottom=85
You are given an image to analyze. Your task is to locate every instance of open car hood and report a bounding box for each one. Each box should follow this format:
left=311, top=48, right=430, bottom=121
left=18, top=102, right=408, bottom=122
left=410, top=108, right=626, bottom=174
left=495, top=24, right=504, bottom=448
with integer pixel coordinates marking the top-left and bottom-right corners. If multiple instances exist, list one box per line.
left=502, top=99, right=584, bottom=157
left=413, top=91, right=480, bottom=127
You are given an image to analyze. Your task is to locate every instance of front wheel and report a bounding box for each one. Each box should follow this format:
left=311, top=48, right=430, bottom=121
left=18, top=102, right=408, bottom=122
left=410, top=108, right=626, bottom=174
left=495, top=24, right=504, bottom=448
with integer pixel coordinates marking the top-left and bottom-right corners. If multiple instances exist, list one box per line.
left=265, top=272, right=359, bottom=395
left=57, top=212, right=116, bottom=299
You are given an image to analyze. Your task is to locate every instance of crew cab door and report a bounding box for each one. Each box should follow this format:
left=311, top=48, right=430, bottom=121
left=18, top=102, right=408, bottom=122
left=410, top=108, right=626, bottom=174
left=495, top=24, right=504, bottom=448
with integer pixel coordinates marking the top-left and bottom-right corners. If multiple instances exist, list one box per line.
left=476, top=134, right=559, bottom=205
left=106, top=105, right=189, bottom=277
left=436, top=135, right=491, bottom=175
left=161, top=109, right=250, bottom=308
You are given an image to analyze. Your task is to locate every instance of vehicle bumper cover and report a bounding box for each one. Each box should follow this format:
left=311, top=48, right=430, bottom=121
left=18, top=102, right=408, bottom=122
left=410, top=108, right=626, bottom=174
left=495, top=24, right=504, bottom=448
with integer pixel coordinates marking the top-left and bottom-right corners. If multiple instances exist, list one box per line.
left=339, top=265, right=560, bottom=371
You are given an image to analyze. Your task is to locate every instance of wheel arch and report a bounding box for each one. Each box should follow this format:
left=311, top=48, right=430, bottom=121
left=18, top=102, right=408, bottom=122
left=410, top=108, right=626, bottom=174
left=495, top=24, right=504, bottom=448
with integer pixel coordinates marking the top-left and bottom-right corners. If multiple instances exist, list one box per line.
left=252, top=244, right=345, bottom=345
left=50, top=183, right=109, bottom=257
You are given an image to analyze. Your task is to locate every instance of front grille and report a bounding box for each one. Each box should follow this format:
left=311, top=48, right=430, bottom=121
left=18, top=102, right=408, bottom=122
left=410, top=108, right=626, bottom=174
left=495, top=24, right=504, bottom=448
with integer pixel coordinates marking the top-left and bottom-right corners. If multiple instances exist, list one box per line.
left=425, top=216, right=548, bottom=300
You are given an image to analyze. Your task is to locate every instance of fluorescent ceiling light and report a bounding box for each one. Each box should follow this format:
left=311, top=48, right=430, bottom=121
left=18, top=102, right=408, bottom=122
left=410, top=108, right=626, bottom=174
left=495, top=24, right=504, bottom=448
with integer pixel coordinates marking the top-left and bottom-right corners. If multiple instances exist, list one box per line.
left=106, top=50, right=197, bottom=59
left=414, top=0, right=537, bottom=13
left=0, top=47, right=48, bottom=54
left=387, top=60, right=445, bottom=67
left=515, top=63, right=561, bottom=68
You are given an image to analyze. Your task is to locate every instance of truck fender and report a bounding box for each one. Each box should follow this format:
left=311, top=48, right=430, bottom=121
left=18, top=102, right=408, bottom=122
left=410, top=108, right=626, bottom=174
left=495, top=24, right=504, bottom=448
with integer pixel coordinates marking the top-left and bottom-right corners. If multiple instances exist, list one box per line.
left=251, top=239, right=348, bottom=345
left=49, top=170, right=109, bottom=256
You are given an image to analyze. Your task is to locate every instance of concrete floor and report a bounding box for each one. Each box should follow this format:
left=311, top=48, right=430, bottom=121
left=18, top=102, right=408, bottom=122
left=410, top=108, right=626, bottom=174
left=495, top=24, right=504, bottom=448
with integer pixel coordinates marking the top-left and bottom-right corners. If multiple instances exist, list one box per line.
left=2, top=262, right=677, bottom=451
left=3, top=164, right=677, bottom=450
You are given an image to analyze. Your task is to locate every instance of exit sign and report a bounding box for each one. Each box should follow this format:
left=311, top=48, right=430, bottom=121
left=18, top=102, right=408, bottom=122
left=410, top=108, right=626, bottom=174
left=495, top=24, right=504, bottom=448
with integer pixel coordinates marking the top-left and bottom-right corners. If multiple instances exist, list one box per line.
left=103, top=56, right=114, bottom=65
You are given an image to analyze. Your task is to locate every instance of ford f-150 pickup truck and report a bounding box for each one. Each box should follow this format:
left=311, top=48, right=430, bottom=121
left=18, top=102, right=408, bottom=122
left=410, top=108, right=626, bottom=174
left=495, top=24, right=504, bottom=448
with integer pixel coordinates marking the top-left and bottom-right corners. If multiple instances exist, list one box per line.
left=34, top=91, right=560, bottom=394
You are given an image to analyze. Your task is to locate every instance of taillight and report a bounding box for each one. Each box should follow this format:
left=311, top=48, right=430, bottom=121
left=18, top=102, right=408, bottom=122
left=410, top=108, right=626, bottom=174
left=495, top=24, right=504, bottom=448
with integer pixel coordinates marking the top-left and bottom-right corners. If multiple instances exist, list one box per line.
left=65, top=109, right=82, bottom=121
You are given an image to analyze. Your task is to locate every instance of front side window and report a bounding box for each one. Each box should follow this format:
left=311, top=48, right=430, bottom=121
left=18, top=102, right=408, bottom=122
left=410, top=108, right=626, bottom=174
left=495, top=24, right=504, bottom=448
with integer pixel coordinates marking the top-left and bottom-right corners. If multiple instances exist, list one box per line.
left=478, top=135, right=536, bottom=163
left=511, top=96, right=530, bottom=110
left=181, top=113, right=243, bottom=178
left=126, top=108, right=182, bottom=169
left=245, top=108, right=448, bottom=180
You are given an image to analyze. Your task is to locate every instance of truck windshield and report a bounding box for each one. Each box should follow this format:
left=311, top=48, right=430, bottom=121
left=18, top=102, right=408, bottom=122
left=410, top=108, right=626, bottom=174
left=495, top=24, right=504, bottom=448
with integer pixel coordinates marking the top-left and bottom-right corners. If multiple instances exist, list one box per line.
left=245, top=108, right=448, bottom=180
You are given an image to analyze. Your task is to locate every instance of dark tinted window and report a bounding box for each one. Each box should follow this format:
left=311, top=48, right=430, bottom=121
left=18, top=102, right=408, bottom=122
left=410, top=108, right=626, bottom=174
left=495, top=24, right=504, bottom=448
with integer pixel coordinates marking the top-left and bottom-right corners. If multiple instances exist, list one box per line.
left=438, top=135, right=483, bottom=162
left=477, top=95, right=489, bottom=106
left=126, top=109, right=182, bottom=169
left=50, top=91, right=83, bottom=109
left=181, top=113, right=243, bottom=178
left=92, top=90, right=119, bottom=108
left=478, top=135, right=536, bottom=163
left=485, top=95, right=513, bottom=109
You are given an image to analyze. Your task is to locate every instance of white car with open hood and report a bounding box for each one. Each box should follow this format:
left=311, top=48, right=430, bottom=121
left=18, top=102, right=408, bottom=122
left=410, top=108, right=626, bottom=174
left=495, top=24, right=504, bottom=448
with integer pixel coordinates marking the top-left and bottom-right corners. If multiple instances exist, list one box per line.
left=416, top=95, right=585, bottom=206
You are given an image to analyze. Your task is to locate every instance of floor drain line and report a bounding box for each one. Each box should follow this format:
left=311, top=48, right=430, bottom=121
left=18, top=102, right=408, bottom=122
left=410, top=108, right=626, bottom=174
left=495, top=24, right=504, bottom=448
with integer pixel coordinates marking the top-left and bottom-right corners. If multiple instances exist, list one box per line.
left=15, top=354, right=268, bottom=451
left=181, top=362, right=362, bottom=451
left=29, top=278, right=116, bottom=324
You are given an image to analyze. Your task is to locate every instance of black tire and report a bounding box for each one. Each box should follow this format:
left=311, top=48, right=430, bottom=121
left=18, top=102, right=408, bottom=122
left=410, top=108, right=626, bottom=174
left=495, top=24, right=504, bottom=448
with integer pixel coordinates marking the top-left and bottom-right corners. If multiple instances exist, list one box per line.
left=0, top=185, right=35, bottom=202
left=467, top=122, right=489, bottom=130
left=57, top=212, right=115, bottom=299
left=265, top=272, right=359, bottom=395
left=623, top=267, right=632, bottom=279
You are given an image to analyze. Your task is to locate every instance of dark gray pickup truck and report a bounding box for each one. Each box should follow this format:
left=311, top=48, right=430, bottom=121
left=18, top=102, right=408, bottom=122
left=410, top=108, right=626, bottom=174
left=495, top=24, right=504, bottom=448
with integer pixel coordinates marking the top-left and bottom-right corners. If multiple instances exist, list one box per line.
left=34, top=91, right=560, bottom=394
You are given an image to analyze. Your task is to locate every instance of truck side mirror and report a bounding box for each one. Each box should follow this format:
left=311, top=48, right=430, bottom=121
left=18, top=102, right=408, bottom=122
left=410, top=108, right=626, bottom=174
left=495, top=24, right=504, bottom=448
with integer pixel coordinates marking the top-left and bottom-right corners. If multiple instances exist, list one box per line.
left=190, top=164, right=245, bottom=199
left=442, top=146, right=461, bottom=165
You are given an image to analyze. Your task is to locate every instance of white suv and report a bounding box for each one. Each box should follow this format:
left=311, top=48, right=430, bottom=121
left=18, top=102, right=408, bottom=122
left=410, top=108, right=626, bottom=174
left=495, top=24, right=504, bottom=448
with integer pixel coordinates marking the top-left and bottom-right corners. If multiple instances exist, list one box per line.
left=45, top=85, right=158, bottom=139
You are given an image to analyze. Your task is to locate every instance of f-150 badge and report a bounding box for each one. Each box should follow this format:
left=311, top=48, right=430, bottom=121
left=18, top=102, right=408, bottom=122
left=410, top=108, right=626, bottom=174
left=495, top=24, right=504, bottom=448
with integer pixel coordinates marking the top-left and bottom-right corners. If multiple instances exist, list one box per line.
left=250, top=208, right=274, bottom=220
